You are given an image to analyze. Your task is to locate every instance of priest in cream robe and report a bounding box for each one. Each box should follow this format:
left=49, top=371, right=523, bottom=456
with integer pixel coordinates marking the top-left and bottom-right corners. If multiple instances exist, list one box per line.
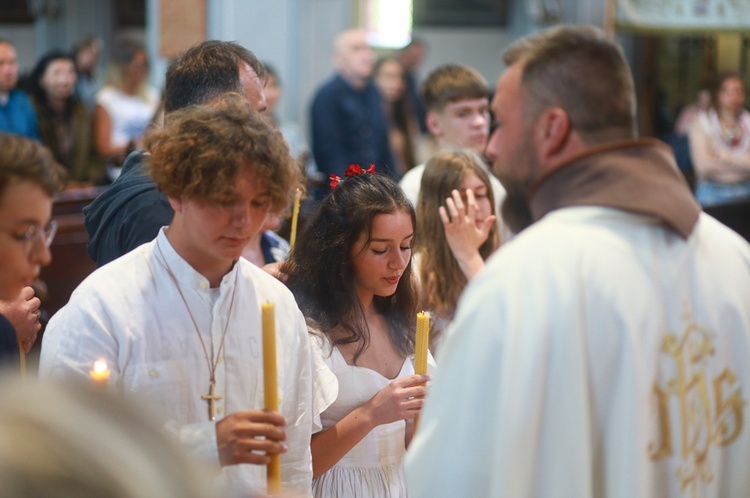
left=40, top=95, right=335, bottom=497
left=405, top=25, right=750, bottom=498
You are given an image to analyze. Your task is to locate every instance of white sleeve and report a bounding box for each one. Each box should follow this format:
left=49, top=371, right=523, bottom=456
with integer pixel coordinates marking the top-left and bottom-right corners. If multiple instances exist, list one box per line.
left=39, top=291, right=118, bottom=386
left=308, top=330, right=338, bottom=434
left=399, top=166, right=422, bottom=208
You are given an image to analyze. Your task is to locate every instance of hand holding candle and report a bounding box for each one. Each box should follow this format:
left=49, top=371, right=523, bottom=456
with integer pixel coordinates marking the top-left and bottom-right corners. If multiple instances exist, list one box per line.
left=262, top=302, right=281, bottom=494
left=90, top=360, right=110, bottom=388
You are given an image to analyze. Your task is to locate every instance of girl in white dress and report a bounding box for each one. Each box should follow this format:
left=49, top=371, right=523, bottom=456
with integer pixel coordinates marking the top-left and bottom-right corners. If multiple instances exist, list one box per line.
left=282, top=168, right=432, bottom=498
left=93, top=40, right=159, bottom=179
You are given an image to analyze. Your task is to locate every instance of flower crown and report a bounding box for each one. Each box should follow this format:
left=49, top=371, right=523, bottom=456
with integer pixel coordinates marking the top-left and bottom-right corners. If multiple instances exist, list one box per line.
left=329, top=164, right=376, bottom=189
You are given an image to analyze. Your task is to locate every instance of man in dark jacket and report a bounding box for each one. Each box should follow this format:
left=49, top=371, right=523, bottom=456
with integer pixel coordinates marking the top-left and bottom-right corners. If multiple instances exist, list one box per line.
left=84, top=40, right=267, bottom=267
left=310, top=29, right=396, bottom=179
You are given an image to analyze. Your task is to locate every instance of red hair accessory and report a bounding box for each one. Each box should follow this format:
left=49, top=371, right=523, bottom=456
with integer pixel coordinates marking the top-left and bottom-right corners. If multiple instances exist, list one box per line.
left=329, top=164, right=376, bottom=189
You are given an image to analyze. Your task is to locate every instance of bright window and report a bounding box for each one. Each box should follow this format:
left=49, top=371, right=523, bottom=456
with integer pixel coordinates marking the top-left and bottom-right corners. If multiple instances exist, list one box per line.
left=362, top=0, right=413, bottom=48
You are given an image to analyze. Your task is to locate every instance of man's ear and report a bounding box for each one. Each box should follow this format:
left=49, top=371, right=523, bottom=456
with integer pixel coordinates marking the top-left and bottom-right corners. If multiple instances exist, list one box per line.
left=426, top=111, right=442, bottom=137
left=537, top=107, right=571, bottom=161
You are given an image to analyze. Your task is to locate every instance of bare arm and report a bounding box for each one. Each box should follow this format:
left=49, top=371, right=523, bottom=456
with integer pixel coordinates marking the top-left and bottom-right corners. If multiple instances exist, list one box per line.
left=311, top=373, right=428, bottom=478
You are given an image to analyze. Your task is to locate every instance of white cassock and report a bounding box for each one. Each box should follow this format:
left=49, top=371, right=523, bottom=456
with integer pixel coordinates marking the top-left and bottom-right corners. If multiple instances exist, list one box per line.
left=40, top=229, right=336, bottom=497
left=405, top=207, right=750, bottom=498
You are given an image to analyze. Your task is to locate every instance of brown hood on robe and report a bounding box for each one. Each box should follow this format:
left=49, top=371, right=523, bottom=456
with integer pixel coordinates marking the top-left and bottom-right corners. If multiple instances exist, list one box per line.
left=529, top=139, right=701, bottom=239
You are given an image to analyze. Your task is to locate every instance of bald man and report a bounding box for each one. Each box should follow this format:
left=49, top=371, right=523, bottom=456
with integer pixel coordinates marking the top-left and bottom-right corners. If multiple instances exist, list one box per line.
left=310, top=29, right=396, bottom=179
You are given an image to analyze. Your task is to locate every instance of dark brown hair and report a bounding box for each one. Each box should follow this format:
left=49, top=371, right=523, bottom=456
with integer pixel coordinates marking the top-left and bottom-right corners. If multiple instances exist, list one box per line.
left=374, top=56, right=417, bottom=171
left=282, top=173, right=418, bottom=364
left=164, top=40, right=266, bottom=114
left=420, top=63, right=489, bottom=113
left=503, top=24, right=637, bottom=143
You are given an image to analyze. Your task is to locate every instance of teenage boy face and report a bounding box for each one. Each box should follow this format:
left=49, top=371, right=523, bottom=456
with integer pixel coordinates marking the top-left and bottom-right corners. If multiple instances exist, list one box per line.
left=428, top=97, right=491, bottom=155
left=0, top=181, right=53, bottom=300
left=169, top=165, right=271, bottom=273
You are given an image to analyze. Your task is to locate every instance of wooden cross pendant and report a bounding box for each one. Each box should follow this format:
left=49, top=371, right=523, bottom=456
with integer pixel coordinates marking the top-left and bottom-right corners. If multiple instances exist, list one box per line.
left=201, top=381, right=223, bottom=421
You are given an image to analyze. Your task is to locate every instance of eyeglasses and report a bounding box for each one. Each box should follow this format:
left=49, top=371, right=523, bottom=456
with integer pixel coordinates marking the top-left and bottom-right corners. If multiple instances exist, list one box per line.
left=1, top=220, right=58, bottom=256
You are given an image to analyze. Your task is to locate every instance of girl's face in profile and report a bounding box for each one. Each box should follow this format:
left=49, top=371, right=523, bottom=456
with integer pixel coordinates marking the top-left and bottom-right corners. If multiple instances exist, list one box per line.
left=350, top=208, right=413, bottom=302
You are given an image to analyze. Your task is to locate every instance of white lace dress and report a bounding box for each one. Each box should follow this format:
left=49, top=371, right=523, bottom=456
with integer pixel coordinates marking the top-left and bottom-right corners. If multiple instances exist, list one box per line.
left=311, top=335, right=434, bottom=498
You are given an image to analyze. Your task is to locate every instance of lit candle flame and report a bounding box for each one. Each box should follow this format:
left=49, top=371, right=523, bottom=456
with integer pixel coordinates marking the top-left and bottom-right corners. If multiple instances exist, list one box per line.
left=90, top=360, right=110, bottom=386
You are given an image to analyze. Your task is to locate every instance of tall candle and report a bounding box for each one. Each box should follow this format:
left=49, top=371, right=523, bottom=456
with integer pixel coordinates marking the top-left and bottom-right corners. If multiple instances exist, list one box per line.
left=414, top=312, right=430, bottom=430
left=17, top=341, right=26, bottom=380
left=289, top=189, right=302, bottom=250
left=90, top=360, right=110, bottom=388
left=262, top=302, right=281, bottom=494
left=414, top=311, right=430, bottom=375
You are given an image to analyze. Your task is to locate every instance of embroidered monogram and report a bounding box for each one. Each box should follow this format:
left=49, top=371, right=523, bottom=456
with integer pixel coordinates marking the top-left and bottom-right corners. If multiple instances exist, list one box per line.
left=648, top=312, right=745, bottom=497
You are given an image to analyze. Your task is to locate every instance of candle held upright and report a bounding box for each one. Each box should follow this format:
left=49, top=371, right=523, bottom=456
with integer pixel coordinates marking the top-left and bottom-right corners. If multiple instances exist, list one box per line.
left=414, top=312, right=429, bottom=376
left=413, top=312, right=430, bottom=429
left=261, top=302, right=281, bottom=494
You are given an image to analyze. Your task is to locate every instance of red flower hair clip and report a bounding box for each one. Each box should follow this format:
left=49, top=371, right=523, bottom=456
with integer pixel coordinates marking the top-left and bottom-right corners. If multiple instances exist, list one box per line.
left=329, top=164, right=376, bottom=189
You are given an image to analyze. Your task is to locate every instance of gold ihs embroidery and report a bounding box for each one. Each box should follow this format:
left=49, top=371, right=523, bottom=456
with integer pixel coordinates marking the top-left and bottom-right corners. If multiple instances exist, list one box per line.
left=648, top=318, right=745, bottom=496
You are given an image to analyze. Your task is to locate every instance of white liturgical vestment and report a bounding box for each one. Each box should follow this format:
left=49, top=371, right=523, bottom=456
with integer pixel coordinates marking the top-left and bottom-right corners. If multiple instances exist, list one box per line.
left=405, top=207, right=750, bottom=498
left=40, top=229, right=331, bottom=497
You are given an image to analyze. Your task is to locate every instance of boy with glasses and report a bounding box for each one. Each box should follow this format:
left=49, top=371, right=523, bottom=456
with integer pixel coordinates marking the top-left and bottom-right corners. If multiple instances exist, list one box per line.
left=0, top=134, right=64, bottom=364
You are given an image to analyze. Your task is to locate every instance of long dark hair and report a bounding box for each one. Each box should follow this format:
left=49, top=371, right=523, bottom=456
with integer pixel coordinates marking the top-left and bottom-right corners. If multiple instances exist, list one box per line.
left=25, top=50, right=78, bottom=117
left=282, top=173, right=418, bottom=363
left=374, top=57, right=417, bottom=171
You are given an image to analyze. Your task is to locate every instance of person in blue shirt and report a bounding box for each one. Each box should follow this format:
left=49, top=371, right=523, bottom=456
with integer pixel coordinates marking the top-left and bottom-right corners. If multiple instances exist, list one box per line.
left=310, top=29, right=396, bottom=180
left=0, top=39, right=40, bottom=140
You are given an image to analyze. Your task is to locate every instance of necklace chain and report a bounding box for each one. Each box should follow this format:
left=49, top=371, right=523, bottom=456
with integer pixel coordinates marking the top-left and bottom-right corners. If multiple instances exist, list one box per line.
left=156, top=239, right=238, bottom=384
